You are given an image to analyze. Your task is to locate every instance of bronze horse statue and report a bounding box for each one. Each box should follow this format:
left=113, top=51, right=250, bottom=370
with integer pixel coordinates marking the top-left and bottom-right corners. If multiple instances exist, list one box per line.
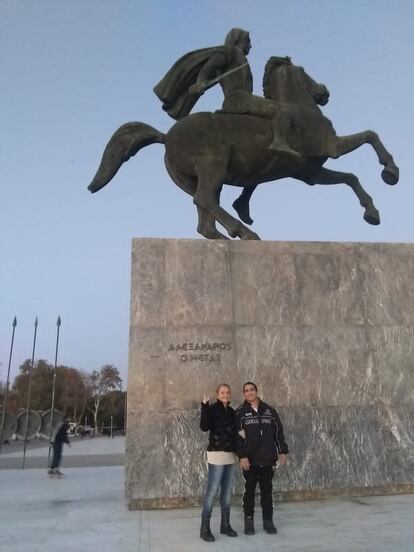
left=88, top=57, right=399, bottom=240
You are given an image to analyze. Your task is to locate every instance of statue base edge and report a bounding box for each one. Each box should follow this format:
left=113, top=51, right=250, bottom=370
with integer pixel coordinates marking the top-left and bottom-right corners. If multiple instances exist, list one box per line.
left=128, top=484, right=414, bottom=510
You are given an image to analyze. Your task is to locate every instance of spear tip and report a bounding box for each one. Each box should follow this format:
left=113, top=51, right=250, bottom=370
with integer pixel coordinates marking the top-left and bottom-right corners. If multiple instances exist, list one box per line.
left=12, top=316, right=17, bottom=327
left=34, top=316, right=38, bottom=326
left=57, top=315, right=61, bottom=326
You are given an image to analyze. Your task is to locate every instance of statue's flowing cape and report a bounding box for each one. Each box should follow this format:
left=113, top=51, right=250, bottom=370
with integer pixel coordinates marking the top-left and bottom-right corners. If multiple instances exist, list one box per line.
left=154, top=46, right=222, bottom=120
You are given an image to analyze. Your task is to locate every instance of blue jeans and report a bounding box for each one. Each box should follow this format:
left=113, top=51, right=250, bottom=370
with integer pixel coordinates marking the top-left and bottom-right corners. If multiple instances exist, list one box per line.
left=201, top=463, right=235, bottom=518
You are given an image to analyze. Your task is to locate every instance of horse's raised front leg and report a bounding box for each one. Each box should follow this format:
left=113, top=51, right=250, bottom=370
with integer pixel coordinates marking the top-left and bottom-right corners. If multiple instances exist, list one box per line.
left=232, top=185, right=258, bottom=225
left=328, top=131, right=399, bottom=186
left=194, top=167, right=260, bottom=240
left=303, top=167, right=381, bottom=225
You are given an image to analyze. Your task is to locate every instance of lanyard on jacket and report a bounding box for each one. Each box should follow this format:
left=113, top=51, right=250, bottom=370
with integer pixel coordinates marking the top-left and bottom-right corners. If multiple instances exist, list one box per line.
left=252, top=406, right=263, bottom=436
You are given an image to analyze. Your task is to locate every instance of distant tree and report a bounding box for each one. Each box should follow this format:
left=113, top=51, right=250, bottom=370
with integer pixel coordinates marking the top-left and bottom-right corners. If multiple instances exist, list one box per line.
left=12, top=359, right=52, bottom=411
left=87, top=365, right=122, bottom=432
left=0, top=380, right=4, bottom=409
left=54, top=366, right=90, bottom=421
left=3, top=390, right=18, bottom=415
left=12, top=359, right=31, bottom=409
left=73, top=371, right=93, bottom=426
left=0, top=366, right=18, bottom=415
left=11, top=360, right=91, bottom=420
left=100, top=390, right=126, bottom=431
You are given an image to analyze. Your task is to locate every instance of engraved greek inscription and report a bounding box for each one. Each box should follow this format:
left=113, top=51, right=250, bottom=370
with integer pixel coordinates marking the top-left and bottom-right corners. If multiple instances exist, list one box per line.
left=176, top=343, right=187, bottom=351
left=168, top=342, right=232, bottom=361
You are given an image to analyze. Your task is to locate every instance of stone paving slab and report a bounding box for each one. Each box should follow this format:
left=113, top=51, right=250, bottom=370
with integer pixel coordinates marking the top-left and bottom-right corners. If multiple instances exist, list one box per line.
left=1, top=466, right=414, bottom=552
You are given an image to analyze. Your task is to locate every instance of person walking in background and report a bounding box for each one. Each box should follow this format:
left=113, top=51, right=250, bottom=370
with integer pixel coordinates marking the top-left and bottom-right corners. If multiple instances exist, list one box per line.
left=199, top=383, right=238, bottom=542
left=236, top=381, right=289, bottom=536
left=48, top=417, right=70, bottom=477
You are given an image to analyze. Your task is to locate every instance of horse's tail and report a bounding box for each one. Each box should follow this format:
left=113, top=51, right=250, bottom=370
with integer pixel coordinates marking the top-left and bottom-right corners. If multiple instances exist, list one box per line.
left=88, top=122, right=165, bottom=193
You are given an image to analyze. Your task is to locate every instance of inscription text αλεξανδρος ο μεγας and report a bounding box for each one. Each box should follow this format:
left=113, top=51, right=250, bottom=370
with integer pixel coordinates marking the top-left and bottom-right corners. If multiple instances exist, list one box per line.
left=168, top=342, right=232, bottom=352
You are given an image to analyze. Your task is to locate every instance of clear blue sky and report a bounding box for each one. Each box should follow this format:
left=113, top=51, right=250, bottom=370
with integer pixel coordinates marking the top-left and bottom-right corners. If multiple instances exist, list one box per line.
left=1, top=0, right=413, bottom=384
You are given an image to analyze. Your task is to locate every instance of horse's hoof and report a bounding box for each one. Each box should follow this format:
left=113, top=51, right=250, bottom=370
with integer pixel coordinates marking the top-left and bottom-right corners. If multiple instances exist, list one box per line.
left=239, top=213, right=254, bottom=225
left=381, top=165, right=399, bottom=185
left=232, top=199, right=254, bottom=225
left=210, top=232, right=230, bottom=240
left=198, top=227, right=230, bottom=240
left=363, top=210, right=380, bottom=225
left=241, top=232, right=261, bottom=240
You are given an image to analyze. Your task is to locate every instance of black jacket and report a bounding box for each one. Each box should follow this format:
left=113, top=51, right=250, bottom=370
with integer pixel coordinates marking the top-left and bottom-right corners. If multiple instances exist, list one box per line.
left=235, top=400, right=289, bottom=466
left=200, top=400, right=236, bottom=452
left=53, top=422, right=70, bottom=446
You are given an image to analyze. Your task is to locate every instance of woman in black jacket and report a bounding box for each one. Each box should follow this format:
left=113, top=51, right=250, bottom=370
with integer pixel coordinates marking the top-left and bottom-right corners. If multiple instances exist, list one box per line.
left=199, top=383, right=238, bottom=542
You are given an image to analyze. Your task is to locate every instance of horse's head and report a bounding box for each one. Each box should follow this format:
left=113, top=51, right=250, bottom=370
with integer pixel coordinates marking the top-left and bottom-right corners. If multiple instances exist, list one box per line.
left=263, top=56, right=329, bottom=107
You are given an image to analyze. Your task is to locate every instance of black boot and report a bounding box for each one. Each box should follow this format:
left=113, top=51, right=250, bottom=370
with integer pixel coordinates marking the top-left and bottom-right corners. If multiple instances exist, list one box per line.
left=244, top=516, right=255, bottom=535
left=263, top=518, right=277, bottom=534
left=200, top=516, right=215, bottom=542
left=220, top=513, right=238, bottom=537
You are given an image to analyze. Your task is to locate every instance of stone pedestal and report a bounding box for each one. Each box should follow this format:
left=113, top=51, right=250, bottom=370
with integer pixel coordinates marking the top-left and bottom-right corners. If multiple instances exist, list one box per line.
left=126, top=239, right=414, bottom=509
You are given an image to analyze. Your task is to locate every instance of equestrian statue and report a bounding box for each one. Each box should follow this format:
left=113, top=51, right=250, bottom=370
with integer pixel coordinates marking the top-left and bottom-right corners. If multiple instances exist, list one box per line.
left=88, top=28, right=399, bottom=240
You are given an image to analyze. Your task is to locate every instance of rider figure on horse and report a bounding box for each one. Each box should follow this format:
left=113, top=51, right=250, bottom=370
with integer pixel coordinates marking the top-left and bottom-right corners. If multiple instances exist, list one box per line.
left=154, top=29, right=299, bottom=224
left=154, top=28, right=298, bottom=159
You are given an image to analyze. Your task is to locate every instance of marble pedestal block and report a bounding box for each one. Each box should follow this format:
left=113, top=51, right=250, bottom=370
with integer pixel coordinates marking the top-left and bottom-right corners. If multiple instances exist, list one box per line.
left=126, top=239, right=414, bottom=509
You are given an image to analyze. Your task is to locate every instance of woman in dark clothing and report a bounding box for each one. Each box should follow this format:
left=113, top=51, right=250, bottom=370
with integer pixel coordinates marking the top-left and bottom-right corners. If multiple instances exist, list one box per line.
left=199, top=383, right=238, bottom=542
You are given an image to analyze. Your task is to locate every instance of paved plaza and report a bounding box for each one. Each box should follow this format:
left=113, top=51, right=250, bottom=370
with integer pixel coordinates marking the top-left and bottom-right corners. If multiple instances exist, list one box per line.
left=0, top=434, right=125, bottom=469
left=0, top=437, right=413, bottom=551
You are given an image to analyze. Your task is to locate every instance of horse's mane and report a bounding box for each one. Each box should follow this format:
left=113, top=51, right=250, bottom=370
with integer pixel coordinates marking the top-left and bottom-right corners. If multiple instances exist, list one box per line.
left=263, top=56, right=292, bottom=99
